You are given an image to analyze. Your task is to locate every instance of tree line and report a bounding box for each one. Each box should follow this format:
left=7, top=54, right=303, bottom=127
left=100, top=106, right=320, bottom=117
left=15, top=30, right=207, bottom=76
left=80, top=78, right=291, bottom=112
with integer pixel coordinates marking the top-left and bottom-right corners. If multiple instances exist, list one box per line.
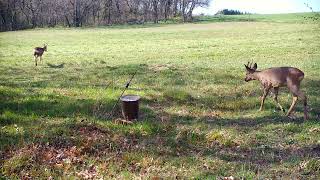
left=215, top=9, right=249, bottom=15
left=0, top=0, right=210, bottom=31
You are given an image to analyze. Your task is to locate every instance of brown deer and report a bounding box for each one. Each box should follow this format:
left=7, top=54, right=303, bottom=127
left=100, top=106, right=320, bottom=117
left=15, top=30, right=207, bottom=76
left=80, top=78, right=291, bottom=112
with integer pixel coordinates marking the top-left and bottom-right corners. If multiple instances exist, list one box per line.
left=33, top=44, right=47, bottom=66
left=244, top=62, right=308, bottom=120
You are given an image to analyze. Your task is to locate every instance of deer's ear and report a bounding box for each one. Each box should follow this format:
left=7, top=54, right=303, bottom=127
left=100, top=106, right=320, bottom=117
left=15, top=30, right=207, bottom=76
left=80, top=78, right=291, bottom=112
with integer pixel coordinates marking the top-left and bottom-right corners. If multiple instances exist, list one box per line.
left=253, top=63, right=257, bottom=70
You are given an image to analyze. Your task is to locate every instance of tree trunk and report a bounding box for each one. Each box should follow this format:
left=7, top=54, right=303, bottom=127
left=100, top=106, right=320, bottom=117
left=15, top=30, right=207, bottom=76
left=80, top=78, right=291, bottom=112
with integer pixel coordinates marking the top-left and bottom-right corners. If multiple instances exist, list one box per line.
left=152, top=0, right=158, bottom=23
left=74, top=0, right=81, bottom=27
left=187, top=1, right=196, bottom=21
left=114, top=0, right=121, bottom=23
left=164, top=0, right=171, bottom=22
left=173, top=0, right=178, bottom=17
left=182, top=0, right=187, bottom=22
left=143, top=1, right=149, bottom=23
left=107, top=0, right=112, bottom=25
left=65, top=15, right=71, bottom=27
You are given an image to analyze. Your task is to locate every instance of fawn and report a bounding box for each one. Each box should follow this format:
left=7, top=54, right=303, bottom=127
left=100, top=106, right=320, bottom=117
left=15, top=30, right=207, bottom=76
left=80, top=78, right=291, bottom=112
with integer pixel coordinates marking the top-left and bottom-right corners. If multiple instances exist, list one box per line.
left=244, top=62, right=308, bottom=120
left=33, top=44, right=47, bottom=66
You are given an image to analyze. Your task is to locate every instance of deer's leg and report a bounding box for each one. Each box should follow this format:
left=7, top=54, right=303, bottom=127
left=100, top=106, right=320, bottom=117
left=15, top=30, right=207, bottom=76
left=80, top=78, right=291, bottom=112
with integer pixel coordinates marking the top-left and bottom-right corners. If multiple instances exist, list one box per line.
left=34, top=56, right=38, bottom=66
left=295, top=91, right=308, bottom=120
left=259, top=86, right=271, bottom=111
left=40, top=56, right=42, bottom=62
left=287, top=84, right=308, bottom=120
left=286, top=96, right=298, bottom=117
left=273, top=87, right=285, bottom=112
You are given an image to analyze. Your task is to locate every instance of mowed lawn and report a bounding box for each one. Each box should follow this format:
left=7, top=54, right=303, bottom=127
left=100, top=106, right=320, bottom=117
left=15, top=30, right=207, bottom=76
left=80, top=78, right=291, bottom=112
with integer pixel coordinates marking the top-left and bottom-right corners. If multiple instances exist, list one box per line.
left=0, top=14, right=320, bottom=179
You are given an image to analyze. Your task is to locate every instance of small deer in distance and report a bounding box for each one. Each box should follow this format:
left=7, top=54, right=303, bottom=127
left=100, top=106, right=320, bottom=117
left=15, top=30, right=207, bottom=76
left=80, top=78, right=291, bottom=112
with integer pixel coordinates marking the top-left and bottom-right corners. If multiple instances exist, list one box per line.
left=244, top=62, right=308, bottom=120
left=33, top=44, right=47, bottom=66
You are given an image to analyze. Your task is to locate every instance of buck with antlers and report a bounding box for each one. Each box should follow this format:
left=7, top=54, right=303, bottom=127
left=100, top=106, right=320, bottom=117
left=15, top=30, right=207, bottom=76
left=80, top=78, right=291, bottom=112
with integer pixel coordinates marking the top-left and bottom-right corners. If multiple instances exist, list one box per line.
left=33, top=44, right=47, bottom=66
left=244, top=62, right=308, bottom=120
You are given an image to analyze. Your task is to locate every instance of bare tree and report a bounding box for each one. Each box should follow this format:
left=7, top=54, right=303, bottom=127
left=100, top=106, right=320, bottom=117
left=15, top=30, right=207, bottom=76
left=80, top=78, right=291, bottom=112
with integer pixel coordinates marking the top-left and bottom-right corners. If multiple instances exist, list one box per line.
left=181, top=0, right=209, bottom=22
left=0, top=0, right=211, bottom=31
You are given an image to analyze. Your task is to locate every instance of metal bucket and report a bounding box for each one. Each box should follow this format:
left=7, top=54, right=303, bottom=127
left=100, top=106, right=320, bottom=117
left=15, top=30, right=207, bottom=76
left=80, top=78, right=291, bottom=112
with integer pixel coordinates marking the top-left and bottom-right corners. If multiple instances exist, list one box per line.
left=120, top=95, right=140, bottom=121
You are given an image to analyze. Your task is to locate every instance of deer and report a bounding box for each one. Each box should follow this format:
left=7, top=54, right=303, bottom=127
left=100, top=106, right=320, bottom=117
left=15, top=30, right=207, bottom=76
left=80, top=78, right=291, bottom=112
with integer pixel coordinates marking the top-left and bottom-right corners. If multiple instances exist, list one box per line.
left=33, top=44, right=47, bottom=66
left=244, top=62, right=308, bottom=120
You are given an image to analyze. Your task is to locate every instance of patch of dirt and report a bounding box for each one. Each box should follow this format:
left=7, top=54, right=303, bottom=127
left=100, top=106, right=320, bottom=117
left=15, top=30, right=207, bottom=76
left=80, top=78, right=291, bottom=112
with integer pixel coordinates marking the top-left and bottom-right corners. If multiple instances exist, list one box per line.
left=75, top=124, right=110, bottom=141
left=0, top=124, right=126, bottom=179
left=37, top=144, right=83, bottom=166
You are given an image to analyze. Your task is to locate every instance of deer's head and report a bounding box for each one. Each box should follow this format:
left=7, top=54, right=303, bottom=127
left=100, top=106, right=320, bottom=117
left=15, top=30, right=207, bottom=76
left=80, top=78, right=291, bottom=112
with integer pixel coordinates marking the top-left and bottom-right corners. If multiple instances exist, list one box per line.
left=43, top=44, right=47, bottom=51
left=244, top=62, right=257, bottom=82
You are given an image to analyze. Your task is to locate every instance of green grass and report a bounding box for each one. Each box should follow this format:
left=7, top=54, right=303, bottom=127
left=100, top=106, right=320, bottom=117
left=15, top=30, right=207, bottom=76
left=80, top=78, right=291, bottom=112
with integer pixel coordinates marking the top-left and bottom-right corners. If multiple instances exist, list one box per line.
left=197, top=12, right=320, bottom=23
left=0, top=13, right=320, bottom=179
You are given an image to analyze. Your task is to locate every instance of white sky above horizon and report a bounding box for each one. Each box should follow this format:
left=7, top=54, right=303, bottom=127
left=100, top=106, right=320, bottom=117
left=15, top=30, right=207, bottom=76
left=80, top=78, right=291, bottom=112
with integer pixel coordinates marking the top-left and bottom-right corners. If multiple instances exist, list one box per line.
left=194, top=0, right=320, bottom=15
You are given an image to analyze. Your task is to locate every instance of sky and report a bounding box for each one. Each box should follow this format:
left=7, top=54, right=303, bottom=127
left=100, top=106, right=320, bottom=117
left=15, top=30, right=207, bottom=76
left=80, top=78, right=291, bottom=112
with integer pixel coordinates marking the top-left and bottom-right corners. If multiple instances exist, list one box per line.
left=194, top=0, right=320, bottom=15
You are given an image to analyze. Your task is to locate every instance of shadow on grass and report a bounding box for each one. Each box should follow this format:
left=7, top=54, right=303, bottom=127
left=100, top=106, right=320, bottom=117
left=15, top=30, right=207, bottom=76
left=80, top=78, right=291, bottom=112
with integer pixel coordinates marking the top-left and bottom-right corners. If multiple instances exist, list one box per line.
left=0, top=63, right=240, bottom=90
left=1, top=101, right=319, bottom=178
left=171, top=113, right=306, bottom=127
left=47, top=63, right=65, bottom=68
left=304, top=78, right=320, bottom=117
left=0, top=86, right=120, bottom=121
left=1, top=63, right=319, bottom=123
left=0, top=95, right=98, bottom=118
left=1, top=63, right=320, bottom=178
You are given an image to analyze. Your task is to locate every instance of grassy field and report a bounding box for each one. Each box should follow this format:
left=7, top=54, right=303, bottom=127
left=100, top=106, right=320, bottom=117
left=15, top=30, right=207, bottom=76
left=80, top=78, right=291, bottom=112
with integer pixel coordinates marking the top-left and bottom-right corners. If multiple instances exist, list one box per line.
left=197, top=12, right=320, bottom=23
left=0, top=13, right=320, bottom=179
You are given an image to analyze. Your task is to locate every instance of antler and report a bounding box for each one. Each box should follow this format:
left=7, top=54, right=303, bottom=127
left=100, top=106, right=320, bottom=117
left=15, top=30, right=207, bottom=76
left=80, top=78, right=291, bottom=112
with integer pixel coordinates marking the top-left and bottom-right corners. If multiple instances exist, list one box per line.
left=245, top=61, right=258, bottom=70
left=250, top=62, right=254, bottom=68
left=246, top=62, right=253, bottom=68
